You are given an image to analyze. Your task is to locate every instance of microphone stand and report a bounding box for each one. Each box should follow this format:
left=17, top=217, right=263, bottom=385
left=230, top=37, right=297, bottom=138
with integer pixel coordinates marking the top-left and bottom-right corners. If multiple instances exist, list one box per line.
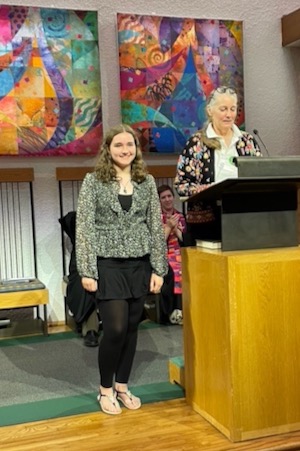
left=253, top=129, right=270, bottom=157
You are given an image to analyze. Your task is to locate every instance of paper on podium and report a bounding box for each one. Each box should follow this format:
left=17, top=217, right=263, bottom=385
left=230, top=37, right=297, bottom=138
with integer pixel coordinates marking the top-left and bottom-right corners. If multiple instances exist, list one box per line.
left=196, top=239, right=221, bottom=249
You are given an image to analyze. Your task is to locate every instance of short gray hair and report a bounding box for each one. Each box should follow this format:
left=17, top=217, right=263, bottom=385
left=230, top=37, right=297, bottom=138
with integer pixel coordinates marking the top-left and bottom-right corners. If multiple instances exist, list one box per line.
left=206, top=86, right=238, bottom=109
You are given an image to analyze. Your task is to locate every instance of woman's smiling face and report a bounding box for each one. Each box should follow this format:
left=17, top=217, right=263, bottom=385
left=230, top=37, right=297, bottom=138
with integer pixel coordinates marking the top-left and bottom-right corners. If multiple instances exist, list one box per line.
left=109, top=132, right=137, bottom=170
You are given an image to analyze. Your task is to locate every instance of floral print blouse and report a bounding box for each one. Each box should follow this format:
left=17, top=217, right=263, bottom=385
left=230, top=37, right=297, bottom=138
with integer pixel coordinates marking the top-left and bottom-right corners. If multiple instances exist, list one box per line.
left=174, top=129, right=262, bottom=223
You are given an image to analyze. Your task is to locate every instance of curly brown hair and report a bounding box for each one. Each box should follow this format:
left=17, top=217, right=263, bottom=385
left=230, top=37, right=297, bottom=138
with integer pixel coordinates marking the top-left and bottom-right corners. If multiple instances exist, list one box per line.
left=94, top=124, right=148, bottom=183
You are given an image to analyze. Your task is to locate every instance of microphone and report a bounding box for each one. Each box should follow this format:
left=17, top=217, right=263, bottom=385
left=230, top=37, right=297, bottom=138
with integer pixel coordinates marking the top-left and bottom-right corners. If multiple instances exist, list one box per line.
left=252, top=129, right=270, bottom=157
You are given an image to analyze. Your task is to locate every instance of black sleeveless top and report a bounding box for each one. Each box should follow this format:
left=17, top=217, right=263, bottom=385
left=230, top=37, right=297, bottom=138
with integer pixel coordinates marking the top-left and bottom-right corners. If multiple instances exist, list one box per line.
left=118, top=194, right=132, bottom=212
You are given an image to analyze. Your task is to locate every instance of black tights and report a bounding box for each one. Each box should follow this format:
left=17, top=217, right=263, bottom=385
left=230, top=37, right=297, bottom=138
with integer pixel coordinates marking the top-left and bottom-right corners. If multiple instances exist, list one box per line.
left=97, top=297, right=146, bottom=388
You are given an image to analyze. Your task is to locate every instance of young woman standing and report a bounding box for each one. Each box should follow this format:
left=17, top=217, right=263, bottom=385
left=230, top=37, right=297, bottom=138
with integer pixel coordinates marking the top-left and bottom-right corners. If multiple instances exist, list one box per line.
left=76, top=124, right=168, bottom=415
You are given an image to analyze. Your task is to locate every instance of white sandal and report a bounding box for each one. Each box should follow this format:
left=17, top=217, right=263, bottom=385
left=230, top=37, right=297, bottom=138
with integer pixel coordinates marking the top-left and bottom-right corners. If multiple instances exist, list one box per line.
left=116, top=390, right=141, bottom=410
left=97, top=392, right=122, bottom=415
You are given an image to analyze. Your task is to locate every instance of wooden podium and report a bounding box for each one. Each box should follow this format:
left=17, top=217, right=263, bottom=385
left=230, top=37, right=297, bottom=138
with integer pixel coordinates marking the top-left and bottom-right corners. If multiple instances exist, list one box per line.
left=182, top=159, right=300, bottom=440
left=181, top=246, right=300, bottom=442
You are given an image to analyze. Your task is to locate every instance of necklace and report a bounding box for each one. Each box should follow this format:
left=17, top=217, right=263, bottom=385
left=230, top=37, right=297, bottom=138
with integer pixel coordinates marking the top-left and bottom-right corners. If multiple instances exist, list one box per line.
left=119, top=179, right=131, bottom=194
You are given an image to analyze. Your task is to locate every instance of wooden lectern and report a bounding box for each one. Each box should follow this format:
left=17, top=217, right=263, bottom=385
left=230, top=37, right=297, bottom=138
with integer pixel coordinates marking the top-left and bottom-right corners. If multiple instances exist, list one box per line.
left=182, top=159, right=300, bottom=441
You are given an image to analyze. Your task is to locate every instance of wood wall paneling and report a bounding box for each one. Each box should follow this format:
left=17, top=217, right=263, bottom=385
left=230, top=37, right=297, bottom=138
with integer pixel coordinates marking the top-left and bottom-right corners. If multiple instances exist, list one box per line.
left=282, top=8, right=300, bottom=46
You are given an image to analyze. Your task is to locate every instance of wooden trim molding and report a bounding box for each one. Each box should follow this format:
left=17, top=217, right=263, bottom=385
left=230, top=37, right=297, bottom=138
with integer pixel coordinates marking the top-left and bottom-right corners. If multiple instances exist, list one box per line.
left=148, top=165, right=176, bottom=178
left=282, top=8, right=300, bottom=47
left=56, top=167, right=93, bottom=181
left=56, top=165, right=176, bottom=181
left=0, top=168, right=34, bottom=183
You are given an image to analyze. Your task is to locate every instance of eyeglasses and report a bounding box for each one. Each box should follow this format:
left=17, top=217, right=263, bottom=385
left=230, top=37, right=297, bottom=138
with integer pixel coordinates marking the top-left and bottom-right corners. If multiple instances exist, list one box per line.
left=215, top=86, right=236, bottom=95
left=206, top=86, right=237, bottom=106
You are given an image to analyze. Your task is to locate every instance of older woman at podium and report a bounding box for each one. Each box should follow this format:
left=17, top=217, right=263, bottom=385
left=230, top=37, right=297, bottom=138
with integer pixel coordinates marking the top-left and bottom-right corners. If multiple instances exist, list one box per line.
left=174, top=86, right=262, bottom=246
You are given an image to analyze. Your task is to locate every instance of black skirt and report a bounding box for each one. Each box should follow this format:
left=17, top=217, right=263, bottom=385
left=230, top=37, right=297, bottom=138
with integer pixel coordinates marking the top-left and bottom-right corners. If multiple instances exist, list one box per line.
left=96, top=256, right=152, bottom=301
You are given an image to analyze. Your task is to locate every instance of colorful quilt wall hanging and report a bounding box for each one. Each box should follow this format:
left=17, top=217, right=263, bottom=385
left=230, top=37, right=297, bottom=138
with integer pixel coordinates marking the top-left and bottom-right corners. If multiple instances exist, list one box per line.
left=117, top=13, right=244, bottom=153
left=0, top=5, right=102, bottom=156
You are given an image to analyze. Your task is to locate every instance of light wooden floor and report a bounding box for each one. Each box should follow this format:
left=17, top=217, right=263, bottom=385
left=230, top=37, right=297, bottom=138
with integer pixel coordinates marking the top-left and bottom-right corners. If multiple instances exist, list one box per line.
left=1, top=398, right=300, bottom=451
left=1, top=326, right=300, bottom=450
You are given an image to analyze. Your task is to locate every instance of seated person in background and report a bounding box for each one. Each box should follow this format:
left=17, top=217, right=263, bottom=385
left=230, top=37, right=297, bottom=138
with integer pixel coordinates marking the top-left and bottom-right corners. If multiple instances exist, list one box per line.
left=174, top=85, right=262, bottom=246
left=59, top=211, right=100, bottom=347
left=158, top=184, right=186, bottom=325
